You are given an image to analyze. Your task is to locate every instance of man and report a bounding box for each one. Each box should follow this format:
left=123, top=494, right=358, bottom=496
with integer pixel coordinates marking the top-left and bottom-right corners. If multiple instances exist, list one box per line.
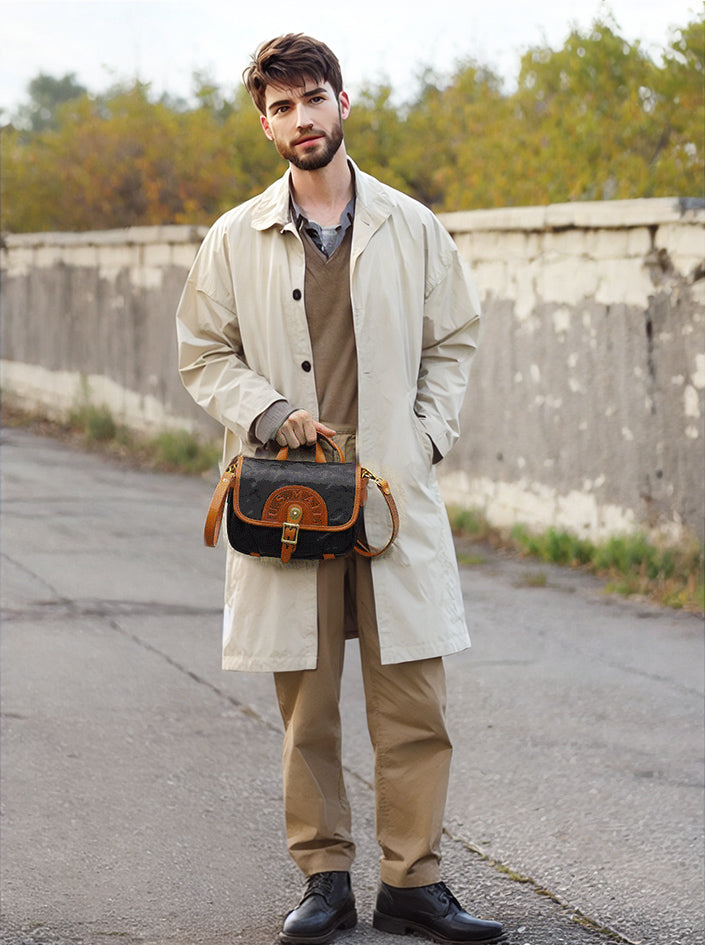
left=176, top=33, right=504, bottom=945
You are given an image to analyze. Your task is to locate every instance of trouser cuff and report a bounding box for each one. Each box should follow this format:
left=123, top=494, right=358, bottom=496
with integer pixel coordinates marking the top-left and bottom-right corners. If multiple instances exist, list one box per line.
left=293, top=849, right=356, bottom=877
left=380, top=856, right=441, bottom=888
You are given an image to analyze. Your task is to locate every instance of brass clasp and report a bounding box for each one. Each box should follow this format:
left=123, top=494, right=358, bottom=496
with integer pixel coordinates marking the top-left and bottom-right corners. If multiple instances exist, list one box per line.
left=361, top=468, right=389, bottom=491
left=281, top=504, right=303, bottom=547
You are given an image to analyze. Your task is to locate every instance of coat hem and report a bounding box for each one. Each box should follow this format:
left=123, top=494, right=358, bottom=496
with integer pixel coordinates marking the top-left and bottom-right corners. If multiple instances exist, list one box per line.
left=222, top=654, right=318, bottom=673
left=378, top=636, right=471, bottom=667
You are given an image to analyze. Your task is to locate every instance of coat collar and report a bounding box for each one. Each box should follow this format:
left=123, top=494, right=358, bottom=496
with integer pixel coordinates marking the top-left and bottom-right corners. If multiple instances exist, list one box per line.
left=250, top=158, right=393, bottom=241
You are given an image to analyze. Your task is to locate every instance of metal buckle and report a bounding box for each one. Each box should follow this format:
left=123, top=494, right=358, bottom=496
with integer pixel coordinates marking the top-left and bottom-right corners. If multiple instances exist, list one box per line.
left=361, top=468, right=388, bottom=490
left=281, top=505, right=303, bottom=547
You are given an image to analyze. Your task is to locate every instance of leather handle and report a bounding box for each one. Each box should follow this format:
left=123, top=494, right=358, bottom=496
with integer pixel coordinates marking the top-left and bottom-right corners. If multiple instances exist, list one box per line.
left=276, top=433, right=345, bottom=464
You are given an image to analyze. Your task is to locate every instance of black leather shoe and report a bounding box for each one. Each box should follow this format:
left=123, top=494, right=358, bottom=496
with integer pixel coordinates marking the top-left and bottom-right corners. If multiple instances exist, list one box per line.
left=373, top=881, right=505, bottom=944
left=280, top=871, right=357, bottom=944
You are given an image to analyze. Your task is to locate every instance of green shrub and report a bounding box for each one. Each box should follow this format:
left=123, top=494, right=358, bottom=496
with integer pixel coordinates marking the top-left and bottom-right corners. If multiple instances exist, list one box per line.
left=69, top=403, right=117, bottom=443
left=456, top=512, right=703, bottom=615
left=448, top=506, right=489, bottom=538
left=151, top=430, right=220, bottom=475
left=510, top=525, right=595, bottom=567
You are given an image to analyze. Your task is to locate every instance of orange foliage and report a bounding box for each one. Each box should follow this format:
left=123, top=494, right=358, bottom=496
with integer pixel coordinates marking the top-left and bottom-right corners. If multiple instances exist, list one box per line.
left=1, top=14, right=702, bottom=232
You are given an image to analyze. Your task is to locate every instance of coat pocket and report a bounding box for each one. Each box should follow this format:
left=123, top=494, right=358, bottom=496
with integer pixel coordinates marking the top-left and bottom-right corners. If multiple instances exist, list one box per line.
left=411, top=412, right=435, bottom=467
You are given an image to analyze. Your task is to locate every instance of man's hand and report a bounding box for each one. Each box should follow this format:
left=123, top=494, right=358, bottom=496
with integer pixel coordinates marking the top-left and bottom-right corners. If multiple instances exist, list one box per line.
left=275, top=409, right=336, bottom=449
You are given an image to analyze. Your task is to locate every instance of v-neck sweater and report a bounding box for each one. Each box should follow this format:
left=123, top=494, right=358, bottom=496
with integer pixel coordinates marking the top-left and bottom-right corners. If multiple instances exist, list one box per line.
left=301, top=225, right=358, bottom=430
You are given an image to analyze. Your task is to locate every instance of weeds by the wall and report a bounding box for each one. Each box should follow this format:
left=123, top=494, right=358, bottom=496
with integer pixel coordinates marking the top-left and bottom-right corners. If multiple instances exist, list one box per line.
left=3, top=401, right=221, bottom=477
left=68, top=402, right=118, bottom=443
left=448, top=506, right=704, bottom=616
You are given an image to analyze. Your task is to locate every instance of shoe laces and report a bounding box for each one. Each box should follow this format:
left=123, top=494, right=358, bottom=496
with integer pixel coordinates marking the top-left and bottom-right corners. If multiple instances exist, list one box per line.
left=302, top=871, right=338, bottom=903
left=428, top=881, right=463, bottom=912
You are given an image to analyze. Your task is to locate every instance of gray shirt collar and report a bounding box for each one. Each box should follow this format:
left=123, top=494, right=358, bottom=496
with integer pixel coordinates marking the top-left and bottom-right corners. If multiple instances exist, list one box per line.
left=289, top=189, right=355, bottom=258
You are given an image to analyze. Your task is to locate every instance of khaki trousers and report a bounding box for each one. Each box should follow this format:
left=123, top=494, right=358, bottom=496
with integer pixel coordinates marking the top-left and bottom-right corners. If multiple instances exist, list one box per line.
left=273, top=551, right=452, bottom=888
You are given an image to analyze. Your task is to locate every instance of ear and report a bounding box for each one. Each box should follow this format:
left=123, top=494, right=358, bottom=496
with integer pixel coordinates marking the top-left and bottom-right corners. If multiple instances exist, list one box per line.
left=339, top=90, right=351, bottom=120
left=260, top=114, right=274, bottom=141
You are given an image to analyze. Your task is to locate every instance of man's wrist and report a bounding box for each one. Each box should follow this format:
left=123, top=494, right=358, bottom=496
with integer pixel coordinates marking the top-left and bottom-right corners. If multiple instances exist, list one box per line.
left=254, top=400, right=297, bottom=444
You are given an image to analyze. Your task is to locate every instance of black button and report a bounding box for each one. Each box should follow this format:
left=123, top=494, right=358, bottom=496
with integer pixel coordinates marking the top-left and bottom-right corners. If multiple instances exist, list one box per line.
left=293, top=289, right=302, bottom=300
left=301, top=361, right=312, bottom=372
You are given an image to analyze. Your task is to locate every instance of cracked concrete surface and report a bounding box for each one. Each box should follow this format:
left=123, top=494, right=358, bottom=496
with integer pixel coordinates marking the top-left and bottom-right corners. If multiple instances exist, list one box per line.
left=1, top=427, right=703, bottom=945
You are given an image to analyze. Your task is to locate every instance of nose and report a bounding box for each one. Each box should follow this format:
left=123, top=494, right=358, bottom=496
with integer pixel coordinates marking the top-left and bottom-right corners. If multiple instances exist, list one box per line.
left=295, top=103, right=313, bottom=129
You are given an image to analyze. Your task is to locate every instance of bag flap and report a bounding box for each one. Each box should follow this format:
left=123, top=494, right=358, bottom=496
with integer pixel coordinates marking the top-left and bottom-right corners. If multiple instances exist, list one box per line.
left=230, top=458, right=365, bottom=532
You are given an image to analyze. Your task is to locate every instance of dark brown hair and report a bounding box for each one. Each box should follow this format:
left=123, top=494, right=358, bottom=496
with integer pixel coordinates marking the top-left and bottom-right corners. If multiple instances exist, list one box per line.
left=243, top=33, right=343, bottom=114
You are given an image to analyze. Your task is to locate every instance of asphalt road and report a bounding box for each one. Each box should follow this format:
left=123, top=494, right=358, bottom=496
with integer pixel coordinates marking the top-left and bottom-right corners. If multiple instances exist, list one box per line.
left=1, top=427, right=703, bottom=945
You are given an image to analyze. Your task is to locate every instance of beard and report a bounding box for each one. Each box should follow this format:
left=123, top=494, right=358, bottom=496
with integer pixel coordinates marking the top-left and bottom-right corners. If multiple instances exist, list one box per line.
left=274, top=120, right=344, bottom=171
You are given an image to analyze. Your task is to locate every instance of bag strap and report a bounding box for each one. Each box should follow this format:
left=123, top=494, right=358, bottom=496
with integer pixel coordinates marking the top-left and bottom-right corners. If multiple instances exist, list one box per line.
left=355, top=470, right=399, bottom=559
left=204, top=458, right=239, bottom=547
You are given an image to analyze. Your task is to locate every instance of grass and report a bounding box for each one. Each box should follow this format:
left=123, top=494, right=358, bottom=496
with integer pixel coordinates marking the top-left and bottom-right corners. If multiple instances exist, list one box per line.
left=3, top=400, right=221, bottom=477
left=517, top=570, right=549, bottom=588
left=448, top=506, right=704, bottom=617
left=68, top=402, right=118, bottom=443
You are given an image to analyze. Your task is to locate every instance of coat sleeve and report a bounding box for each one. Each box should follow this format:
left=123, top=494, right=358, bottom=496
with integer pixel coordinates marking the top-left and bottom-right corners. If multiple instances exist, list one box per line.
left=414, top=223, right=481, bottom=460
left=175, top=221, right=285, bottom=446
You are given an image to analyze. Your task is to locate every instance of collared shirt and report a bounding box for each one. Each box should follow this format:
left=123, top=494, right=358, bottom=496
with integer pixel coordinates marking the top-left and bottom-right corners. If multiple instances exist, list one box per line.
left=289, top=192, right=355, bottom=258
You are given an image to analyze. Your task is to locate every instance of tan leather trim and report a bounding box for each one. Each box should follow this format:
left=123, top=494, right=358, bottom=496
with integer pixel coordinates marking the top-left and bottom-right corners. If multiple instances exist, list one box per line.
left=203, top=457, right=241, bottom=547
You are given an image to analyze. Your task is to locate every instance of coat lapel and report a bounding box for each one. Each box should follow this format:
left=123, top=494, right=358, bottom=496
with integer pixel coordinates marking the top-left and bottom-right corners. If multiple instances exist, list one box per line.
left=251, top=170, right=293, bottom=231
left=349, top=161, right=393, bottom=259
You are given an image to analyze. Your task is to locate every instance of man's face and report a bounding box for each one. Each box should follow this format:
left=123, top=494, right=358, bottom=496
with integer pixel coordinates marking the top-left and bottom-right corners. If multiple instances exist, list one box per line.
left=260, top=79, right=350, bottom=171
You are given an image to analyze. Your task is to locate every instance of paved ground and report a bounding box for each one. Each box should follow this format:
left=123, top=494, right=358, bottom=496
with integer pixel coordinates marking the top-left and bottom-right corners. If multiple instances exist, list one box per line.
left=1, top=427, right=703, bottom=945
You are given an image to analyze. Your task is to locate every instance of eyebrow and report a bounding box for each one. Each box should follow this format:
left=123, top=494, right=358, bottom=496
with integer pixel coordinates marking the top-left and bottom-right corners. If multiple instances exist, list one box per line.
left=267, top=87, right=328, bottom=114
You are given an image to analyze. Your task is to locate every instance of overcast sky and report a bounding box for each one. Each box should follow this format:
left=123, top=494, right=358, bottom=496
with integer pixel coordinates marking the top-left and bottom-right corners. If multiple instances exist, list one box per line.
left=1, top=0, right=700, bottom=116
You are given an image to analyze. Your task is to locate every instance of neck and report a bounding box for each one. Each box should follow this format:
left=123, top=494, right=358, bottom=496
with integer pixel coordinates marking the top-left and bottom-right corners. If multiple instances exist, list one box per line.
left=289, top=147, right=353, bottom=225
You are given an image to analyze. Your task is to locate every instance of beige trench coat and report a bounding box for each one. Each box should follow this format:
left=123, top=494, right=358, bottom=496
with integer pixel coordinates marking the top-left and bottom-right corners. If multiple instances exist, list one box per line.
left=176, top=160, right=481, bottom=671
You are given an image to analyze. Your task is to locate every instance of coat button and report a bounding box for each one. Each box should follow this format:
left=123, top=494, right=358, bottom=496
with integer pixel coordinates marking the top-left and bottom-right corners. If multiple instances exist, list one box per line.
left=292, top=289, right=302, bottom=300
left=301, top=361, right=312, bottom=372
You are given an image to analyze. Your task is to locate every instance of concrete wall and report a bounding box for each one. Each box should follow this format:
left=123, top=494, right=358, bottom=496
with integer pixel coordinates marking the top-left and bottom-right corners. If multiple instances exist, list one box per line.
left=2, top=198, right=704, bottom=543
left=442, top=199, right=705, bottom=544
left=1, top=225, right=214, bottom=436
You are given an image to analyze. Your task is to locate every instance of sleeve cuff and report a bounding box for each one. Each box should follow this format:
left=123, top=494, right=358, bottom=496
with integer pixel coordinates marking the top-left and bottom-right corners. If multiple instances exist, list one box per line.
left=253, top=400, right=296, bottom=444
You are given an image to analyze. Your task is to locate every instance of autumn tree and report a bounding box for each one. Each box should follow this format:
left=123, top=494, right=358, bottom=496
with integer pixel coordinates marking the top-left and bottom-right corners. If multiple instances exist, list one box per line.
left=12, top=72, right=88, bottom=132
left=647, top=17, right=705, bottom=195
left=396, top=62, right=514, bottom=211
left=1, top=12, right=702, bottom=232
left=510, top=15, right=703, bottom=204
left=343, top=83, right=409, bottom=193
left=1, top=81, right=282, bottom=231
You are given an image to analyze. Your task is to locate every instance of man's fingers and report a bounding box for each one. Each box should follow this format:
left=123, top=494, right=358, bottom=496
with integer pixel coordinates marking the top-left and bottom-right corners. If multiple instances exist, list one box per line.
left=302, top=417, right=318, bottom=444
left=314, top=421, right=337, bottom=438
left=276, top=419, right=309, bottom=448
left=284, top=426, right=300, bottom=448
left=275, top=420, right=299, bottom=448
left=275, top=411, right=337, bottom=448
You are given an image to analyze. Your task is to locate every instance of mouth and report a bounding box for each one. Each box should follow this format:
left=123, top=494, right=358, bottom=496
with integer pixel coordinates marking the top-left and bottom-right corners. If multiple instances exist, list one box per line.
left=294, top=134, right=324, bottom=147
